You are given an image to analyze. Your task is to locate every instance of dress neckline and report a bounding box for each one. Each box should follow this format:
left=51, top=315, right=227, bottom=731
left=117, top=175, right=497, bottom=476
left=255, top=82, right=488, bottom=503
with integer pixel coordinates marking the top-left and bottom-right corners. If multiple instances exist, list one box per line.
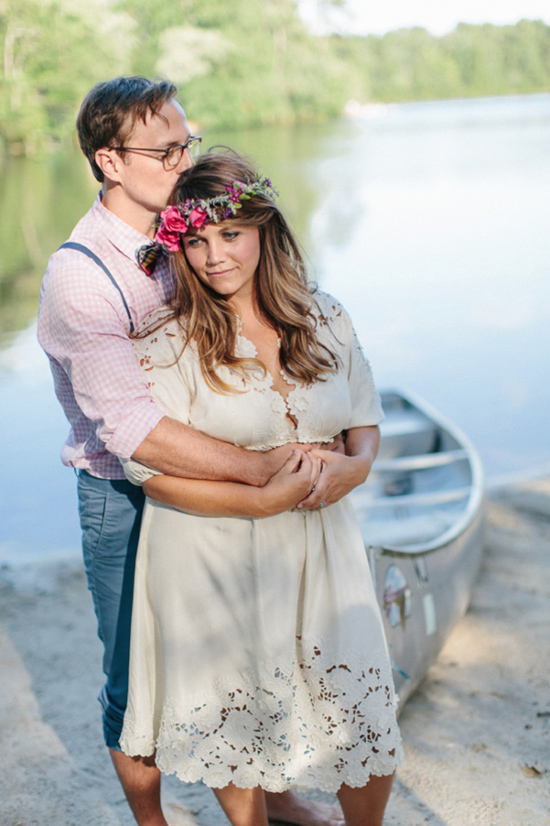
left=236, top=330, right=301, bottom=429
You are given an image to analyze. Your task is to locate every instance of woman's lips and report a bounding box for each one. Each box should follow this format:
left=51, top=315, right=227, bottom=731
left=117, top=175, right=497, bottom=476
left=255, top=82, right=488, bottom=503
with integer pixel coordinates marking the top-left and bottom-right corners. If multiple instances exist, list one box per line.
left=207, top=268, right=234, bottom=277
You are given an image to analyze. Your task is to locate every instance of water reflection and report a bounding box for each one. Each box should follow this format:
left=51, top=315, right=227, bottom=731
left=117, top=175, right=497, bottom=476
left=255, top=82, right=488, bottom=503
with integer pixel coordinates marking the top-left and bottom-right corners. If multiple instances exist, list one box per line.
left=0, top=147, right=98, bottom=338
left=201, top=119, right=353, bottom=248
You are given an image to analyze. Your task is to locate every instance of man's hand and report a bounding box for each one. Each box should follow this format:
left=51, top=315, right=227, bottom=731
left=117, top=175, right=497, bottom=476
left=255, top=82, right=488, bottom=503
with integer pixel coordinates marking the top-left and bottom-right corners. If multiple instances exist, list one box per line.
left=256, top=433, right=345, bottom=486
left=324, top=432, right=346, bottom=454
left=256, top=442, right=316, bottom=485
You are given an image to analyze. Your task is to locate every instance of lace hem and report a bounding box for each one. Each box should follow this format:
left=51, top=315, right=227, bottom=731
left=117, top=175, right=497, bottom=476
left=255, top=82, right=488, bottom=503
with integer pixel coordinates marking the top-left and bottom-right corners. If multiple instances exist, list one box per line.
left=121, top=642, right=403, bottom=792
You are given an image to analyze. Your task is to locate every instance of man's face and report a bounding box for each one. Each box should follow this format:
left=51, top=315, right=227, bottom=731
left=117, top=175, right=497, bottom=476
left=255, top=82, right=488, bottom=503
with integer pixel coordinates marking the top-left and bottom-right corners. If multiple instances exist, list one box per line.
left=109, top=100, right=193, bottom=221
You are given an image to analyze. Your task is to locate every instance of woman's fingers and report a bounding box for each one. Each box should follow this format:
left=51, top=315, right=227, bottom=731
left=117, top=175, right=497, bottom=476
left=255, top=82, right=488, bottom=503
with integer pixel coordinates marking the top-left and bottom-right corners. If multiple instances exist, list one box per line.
left=275, top=450, right=326, bottom=502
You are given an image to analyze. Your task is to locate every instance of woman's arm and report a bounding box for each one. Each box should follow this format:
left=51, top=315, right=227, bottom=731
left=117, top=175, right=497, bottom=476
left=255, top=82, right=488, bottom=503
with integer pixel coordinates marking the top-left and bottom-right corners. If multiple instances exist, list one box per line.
left=143, top=450, right=321, bottom=518
left=297, top=425, right=380, bottom=510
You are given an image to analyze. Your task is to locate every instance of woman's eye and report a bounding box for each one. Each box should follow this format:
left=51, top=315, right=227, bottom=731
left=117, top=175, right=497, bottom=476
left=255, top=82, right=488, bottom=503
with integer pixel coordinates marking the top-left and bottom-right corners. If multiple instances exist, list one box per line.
left=185, top=238, right=201, bottom=248
left=223, top=231, right=239, bottom=240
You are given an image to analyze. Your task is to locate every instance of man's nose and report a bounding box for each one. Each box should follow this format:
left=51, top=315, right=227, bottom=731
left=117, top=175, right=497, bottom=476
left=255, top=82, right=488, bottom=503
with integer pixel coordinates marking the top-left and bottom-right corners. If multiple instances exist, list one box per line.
left=178, top=149, right=194, bottom=172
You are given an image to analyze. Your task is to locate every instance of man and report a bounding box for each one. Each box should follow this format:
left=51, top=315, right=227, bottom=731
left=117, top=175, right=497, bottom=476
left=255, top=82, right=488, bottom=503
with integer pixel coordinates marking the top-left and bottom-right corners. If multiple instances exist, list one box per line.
left=38, top=77, right=345, bottom=826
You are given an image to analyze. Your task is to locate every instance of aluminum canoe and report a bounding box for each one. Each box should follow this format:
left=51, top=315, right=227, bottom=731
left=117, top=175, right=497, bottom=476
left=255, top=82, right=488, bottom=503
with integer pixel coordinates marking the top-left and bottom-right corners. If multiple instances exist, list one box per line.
left=350, top=389, right=487, bottom=707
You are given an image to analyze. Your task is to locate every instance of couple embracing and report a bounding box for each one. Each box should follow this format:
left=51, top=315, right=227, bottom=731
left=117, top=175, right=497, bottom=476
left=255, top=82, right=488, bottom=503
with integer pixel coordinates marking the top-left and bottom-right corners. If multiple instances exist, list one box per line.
left=38, top=76, right=402, bottom=826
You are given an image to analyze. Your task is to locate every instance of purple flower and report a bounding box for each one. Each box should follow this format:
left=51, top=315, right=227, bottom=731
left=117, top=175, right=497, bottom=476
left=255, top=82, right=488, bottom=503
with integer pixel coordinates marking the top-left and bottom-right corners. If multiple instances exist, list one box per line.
left=225, top=185, right=243, bottom=204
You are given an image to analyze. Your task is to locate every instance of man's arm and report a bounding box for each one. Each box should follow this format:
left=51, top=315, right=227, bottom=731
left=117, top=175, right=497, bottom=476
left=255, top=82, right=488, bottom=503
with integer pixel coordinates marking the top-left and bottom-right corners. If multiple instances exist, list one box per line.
left=133, top=417, right=303, bottom=487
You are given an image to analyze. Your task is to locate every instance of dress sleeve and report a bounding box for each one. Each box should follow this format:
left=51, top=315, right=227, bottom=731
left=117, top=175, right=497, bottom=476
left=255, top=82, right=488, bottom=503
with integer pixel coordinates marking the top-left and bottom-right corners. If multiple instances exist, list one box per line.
left=121, top=458, right=163, bottom=486
left=129, top=320, right=195, bottom=426
left=345, top=313, right=385, bottom=428
left=314, top=292, right=384, bottom=428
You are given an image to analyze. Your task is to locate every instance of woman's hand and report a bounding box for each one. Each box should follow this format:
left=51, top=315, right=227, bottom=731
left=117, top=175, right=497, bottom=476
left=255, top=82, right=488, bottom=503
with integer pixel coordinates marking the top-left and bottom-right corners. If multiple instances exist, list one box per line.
left=297, top=426, right=380, bottom=510
left=255, top=450, right=322, bottom=517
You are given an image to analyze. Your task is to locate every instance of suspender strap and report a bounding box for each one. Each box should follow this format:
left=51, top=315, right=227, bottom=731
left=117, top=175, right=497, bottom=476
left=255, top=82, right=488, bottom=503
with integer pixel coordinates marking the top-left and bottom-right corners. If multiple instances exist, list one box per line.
left=59, top=241, right=135, bottom=334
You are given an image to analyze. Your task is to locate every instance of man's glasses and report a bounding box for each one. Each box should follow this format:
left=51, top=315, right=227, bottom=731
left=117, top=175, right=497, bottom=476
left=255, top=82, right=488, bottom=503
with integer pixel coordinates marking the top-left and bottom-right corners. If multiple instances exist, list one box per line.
left=110, top=136, right=202, bottom=168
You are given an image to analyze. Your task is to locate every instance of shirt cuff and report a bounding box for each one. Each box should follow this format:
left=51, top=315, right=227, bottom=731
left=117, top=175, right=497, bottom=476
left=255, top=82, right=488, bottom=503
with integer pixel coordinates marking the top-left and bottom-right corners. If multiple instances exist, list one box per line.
left=104, top=404, right=166, bottom=461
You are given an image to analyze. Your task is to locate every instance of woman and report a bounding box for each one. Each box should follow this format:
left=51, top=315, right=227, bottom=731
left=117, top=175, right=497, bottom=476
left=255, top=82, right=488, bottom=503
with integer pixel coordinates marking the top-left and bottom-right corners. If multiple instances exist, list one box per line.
left=120, top=150, right=403, bottom=826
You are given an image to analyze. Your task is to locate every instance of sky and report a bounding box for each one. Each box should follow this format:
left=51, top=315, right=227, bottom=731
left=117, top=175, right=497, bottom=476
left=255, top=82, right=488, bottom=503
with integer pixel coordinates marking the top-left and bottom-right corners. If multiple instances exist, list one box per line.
left=299, top=0, right=550, bottom=36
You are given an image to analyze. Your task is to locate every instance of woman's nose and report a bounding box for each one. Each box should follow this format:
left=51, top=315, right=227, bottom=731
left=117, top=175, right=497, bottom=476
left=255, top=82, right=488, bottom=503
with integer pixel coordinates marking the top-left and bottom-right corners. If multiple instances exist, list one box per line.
left=206, top=240, right=225, bottom=265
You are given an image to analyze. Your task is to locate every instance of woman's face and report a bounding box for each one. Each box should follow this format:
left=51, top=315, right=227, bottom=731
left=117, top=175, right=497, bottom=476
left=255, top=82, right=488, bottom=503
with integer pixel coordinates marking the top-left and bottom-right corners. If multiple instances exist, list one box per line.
left=182, top=222, right=261, bottom=302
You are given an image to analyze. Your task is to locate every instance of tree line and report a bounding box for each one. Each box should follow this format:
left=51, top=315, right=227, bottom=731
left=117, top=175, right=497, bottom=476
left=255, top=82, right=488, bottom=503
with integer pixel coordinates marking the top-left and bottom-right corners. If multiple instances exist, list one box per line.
left=1, top=0, right=550, bottom=154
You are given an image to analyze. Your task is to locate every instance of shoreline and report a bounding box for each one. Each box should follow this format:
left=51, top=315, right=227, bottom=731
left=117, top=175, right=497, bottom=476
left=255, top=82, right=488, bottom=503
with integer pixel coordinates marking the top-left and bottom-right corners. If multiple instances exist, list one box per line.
left=1, top=478, right=549, bottom=825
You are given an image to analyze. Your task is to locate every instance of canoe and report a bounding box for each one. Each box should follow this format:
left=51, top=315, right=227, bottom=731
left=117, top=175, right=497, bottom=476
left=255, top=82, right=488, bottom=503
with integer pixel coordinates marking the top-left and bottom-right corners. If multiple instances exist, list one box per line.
left=349, top=389, right=487, bottom=707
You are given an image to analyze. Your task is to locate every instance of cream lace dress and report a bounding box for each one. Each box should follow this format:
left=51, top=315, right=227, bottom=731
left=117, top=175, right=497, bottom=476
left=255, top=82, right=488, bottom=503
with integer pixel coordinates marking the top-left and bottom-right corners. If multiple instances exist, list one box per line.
left=120, top=291, right=403, bottom=792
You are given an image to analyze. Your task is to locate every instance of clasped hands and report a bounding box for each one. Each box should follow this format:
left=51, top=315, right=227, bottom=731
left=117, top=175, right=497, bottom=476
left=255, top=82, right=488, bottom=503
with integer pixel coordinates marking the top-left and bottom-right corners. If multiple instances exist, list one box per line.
left=261, top=432, right=374, bottom=514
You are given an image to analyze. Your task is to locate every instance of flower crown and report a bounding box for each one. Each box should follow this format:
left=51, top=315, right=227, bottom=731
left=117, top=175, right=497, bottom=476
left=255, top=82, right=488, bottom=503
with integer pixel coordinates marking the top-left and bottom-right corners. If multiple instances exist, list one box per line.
left=155, top=177, right=278, bottom=252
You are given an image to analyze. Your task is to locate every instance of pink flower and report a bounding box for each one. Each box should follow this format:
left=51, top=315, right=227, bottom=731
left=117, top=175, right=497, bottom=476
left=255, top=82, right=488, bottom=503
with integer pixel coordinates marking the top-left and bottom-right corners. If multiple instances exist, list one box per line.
left=155, top=224, right=181, bottom=252
left=188, top=207, right=208, bottom=228
left=160, top=205, right=188, bottom=233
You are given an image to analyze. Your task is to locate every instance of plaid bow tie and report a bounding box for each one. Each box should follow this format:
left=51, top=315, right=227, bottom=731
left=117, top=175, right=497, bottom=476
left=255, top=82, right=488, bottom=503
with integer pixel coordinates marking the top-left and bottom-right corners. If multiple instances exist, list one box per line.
left=136, top=241, right=164, bottom=275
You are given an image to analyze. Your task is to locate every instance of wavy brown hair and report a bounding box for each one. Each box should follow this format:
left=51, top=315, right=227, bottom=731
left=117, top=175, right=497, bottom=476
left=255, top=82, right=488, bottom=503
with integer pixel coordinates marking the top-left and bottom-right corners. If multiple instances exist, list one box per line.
left=167, top=149, right=338, bottom=393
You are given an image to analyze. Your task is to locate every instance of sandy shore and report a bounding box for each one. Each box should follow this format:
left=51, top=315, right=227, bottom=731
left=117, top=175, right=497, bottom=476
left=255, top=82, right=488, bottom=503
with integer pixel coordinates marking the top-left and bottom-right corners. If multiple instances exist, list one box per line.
left=1, top=479, right=549, bottom=826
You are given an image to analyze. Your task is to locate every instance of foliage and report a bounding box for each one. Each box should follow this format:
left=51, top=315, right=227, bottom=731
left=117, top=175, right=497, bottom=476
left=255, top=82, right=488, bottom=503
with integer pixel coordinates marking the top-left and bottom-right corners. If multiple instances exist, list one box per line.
left=0, top=0, right=133, bottom=153
left=0, top=147, right=97, bottom=334
left=331, top=20, right=550, bottom=103
left=1, top=0, right=550, bottom=153
left=116, top=0, right=350, bottom=129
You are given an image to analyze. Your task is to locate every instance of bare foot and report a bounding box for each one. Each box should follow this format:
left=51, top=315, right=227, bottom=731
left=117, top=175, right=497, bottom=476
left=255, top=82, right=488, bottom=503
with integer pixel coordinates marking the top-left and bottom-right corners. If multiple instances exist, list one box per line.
left=265, top=790, right=345, bottom=825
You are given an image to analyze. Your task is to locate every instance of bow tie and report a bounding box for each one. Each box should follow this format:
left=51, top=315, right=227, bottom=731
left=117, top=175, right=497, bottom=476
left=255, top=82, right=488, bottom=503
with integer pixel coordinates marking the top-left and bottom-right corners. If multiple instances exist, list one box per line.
left=136, top=241, right=164, bottom=275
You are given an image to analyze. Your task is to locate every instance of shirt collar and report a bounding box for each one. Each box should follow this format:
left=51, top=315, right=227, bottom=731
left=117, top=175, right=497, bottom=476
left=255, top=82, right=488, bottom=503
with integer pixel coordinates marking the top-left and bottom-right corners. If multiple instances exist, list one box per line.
left=91, top=193, right=156, bottom=263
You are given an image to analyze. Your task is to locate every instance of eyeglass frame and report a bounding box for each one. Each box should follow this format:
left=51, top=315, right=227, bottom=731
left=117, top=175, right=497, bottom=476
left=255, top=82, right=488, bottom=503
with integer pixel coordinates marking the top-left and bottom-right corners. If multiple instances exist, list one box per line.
left=108, top=136, right=202, bottom=167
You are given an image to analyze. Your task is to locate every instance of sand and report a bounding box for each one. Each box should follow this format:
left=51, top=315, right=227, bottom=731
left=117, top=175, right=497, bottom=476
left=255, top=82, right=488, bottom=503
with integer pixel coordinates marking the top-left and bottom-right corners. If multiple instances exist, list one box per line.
left=1, top=479, right=549, bottom=826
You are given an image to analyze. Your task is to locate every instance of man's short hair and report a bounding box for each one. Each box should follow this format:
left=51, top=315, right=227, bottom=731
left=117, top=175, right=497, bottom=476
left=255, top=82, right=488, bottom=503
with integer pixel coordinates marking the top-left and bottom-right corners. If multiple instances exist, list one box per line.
left=77, top=76, right=178, bottom=182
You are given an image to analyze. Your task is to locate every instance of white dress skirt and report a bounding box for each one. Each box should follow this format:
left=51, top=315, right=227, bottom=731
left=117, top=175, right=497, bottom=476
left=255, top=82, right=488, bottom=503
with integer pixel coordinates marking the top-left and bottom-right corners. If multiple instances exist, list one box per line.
left=120, top=291, right=403, bottom=792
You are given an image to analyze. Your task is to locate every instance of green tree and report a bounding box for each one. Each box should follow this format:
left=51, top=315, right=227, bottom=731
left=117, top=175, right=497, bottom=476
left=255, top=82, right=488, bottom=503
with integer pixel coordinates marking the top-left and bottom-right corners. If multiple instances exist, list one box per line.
left=2, top=2, right=550, bottom=151
left=115, top=0, right=351, bottom=129
left=0, top=0, right=133, bottom=153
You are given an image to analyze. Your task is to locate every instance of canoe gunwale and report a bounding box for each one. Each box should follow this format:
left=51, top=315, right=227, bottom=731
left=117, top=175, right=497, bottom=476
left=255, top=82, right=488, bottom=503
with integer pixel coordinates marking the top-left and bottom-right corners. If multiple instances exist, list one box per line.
left=365, top=388, right=486, bottom=556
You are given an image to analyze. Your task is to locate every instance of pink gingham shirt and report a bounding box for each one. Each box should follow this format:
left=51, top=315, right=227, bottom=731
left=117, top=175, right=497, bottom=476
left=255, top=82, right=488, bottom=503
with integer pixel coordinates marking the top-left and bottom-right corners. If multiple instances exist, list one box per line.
left=38, top=194, right=176, bottom=479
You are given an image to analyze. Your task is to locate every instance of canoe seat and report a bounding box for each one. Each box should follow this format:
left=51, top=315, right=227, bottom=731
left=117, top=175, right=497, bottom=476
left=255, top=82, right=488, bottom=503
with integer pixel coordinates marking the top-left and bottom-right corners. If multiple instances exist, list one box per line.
left=351, top=486, right=471, bottom=510
left=378, top=410, right=438, bottom=458
left=359, top=510, right=457, bottom=547
left=372, top=449, right=468, bottom=473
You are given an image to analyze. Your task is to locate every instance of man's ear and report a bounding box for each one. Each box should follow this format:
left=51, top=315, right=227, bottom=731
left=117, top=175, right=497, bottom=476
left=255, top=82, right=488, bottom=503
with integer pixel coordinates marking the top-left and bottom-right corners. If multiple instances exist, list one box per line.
left=95, top=147, right=123, bottom=182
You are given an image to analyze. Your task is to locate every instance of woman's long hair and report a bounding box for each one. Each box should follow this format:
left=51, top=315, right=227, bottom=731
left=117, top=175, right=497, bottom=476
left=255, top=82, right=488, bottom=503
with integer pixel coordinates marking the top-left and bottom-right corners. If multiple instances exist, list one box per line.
left=168, top=149, right=338, bottom=393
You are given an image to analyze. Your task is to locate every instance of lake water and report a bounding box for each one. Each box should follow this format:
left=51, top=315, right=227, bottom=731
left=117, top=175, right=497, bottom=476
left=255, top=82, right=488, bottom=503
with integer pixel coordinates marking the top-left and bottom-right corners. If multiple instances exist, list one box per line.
left=1, top=93, right=549, bottom=565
